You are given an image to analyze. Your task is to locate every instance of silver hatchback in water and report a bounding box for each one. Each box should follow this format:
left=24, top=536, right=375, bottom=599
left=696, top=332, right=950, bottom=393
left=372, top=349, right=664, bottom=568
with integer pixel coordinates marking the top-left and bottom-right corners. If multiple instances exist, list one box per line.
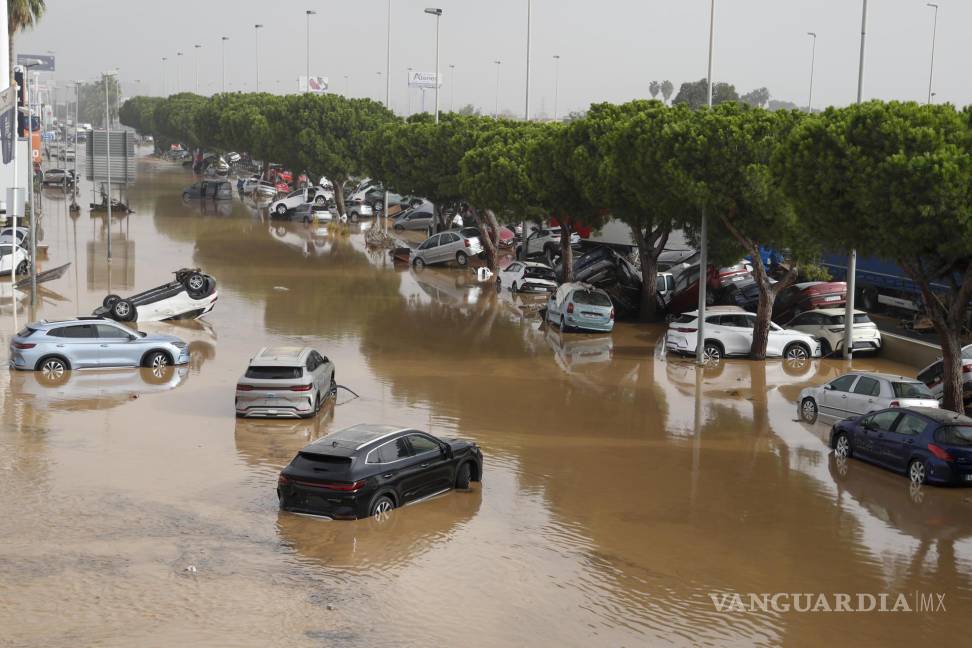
left=411, top=230, right=483, bottom=269
left=8, top=317, right=190, bottom=379
left=235, top=346, right=335, bottom=419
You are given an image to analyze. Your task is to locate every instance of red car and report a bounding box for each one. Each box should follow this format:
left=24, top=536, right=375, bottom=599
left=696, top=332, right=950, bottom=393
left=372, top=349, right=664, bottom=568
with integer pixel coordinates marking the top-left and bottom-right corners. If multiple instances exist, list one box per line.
left=773, top=281, right=847, bottom=322
left=666, top=263, right=754, bottom=314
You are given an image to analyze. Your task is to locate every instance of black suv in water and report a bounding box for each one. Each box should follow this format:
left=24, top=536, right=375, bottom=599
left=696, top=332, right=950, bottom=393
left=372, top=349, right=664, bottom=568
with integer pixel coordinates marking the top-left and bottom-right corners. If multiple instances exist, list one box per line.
left=277, top=424, right=483, bottom=520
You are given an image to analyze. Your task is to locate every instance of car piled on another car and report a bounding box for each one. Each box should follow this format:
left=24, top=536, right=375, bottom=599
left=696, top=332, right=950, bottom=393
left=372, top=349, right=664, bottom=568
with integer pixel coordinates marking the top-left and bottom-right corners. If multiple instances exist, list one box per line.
left=496, top=261, right=558, bottom=293
left=411, top=230, right=483, bottom=268
left=546, top=282, right=615, bottom=333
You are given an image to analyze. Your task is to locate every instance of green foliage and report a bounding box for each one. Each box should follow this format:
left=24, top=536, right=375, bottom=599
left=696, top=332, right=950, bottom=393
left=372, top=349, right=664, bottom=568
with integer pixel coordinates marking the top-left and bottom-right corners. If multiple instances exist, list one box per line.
left=77, top=76, right=121, bottom=128
left=672, top=79, right=739, bottom=110
left=741, top=87, right=770, bottom=108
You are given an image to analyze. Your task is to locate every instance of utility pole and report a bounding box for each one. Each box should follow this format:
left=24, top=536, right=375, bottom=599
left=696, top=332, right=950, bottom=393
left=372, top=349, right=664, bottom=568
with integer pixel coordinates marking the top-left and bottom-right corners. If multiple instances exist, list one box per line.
left=696, top=0, right=715, bottom=366
left=194, top=44, right=202, bottom=93
left=524, top=0, right=532, bottom=120
left=254, top=25, right=264, bottom=91
left=843, top=0, right=867, bottom=359
left=424, top=8, right=443, bottom=124
left=806, top=32, right=816, bottom=113
left=926, top=3, right=939, bottom=104
left=449, top=64, right=455, bottom=112
left=552, top=55, right=561, bottom=120
left=221, top=37, right=229, bottom=94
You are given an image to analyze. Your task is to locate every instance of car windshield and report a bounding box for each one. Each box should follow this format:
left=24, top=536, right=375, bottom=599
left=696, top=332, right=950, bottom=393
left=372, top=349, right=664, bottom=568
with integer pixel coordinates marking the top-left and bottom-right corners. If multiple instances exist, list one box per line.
left=827, top=313, right=873, bottom=325
left=936, top=426, right=972, bottom=447
left=525, top=267, right=556, bottom=280
left=573, top=290, right=612, bottom=307
left=245, top=366, right=302, bottom=379
left=892, top=381, right=934, bottom=399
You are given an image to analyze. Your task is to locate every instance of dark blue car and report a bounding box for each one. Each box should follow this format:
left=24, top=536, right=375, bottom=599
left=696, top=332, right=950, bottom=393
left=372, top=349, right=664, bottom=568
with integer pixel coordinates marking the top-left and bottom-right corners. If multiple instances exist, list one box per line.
left=830, top=407, right=972, bottom=485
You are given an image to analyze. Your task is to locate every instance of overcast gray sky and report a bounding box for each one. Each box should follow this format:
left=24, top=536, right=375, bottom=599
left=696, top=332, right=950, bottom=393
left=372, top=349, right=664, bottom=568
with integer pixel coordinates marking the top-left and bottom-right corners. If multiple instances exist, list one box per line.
left=17, top=0, right=971, bottom=116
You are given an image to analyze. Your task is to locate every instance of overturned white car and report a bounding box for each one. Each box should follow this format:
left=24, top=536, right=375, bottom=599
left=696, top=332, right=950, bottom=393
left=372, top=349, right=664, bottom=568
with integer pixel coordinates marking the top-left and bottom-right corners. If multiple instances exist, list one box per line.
left=94, top=268, right=218, bottom=322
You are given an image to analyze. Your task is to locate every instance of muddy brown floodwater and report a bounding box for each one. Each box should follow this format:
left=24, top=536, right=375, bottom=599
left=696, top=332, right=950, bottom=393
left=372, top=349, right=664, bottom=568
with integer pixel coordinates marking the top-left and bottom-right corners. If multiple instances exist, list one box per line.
left=2, top=156, right=972, bottom=647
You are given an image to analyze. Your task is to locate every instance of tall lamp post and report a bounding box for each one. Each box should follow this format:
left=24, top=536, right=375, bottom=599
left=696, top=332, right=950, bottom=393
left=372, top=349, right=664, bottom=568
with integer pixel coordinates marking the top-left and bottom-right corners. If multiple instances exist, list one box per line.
left=220, top=37, right=229, bottom=93
left=161, top=56, right=167, bottom=95
left=806, top=32, right=816, bottom=113
left=254, top=24, right=264, bottom=91
left=449, top=64, right=455, bottom=112
left=21, top=59, right=41, bottom=304
left=306, top=10, right=316, bottom=92
left=424, top=8, right=443, bottom=124
left=103, top=69, right=119, bottom=264
left=407, top=66, right=413, bottom=115
left=524, top=0, right=532, bottom=120
left=71, top=80, right=81, bottom=211
left=552, top=54, right=561, bottom=120
left=926, top=3, right=939, bottom=104
left=493, top=60, right=501, bottom=118
left=695, top=0, right=715, bottom=366
left=194, top=44, right=202, bottom=93
left=176, top=51, right=183, bottom=92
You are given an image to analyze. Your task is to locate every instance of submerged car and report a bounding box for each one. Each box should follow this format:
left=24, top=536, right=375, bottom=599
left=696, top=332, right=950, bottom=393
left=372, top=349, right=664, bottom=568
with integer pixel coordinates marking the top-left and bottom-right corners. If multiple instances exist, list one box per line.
left=277, top=423, right=483, bottom=519
left=546, top=282, right=615, bottom=333
left=93, top=268, right=218, bottom=323
left=41, top=168, right=76, bottom=187
left=785, top=308, right=882, bottom=356
left=665, top=306, right=821, bottom=361
left=269, top=185, right=332, bottom=216
left=798, top=371, right=939, bottom=423
left=235, top=346, right=335, bottom=419
left=412, top=230, right=483, bottom=268
left=182, top=179, right=233, bottom=200
left=8, top=317, right=189, bottom=377
left=393, top=204, right=435, bottom=231
left=0, top=243, right=29, bottom=276
left=497, top=261, right=557, bottom=293
left=773, top=281, right=847, bottom=323
left=830, top=407, right=972, bottom=485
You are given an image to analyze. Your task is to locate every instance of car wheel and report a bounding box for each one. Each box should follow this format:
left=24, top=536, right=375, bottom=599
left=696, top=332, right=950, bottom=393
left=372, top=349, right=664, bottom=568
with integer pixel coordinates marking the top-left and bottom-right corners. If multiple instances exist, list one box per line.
left=495, top=278, right=502, bottom=293
left=15, top=260, right=28, bottom=276
left=511, top=282, right=518, bottom=293
left=275, top=203, right=287, bottom=216
left=455, top=463, right=472, bottom=489
left=184, top=272, right=207, bottom=296
left=330, top=374, right=337, bottom=395
left=800, top=398, right=818, bottom=423
left=313, top=394, right=322, bottom=414
left=315, top=196, right=326, bottom=205
left=103, top=294, right=121, bottom=309
left=834, top=433, right=852, bottom=459
left=350, top=211, right=359, bottom=223
left=784, top=343, right=811, bottom=361
left=182, top=192, right=190, bottom=201
left=394, top=224, right=404, bottom=231
left=144, top=350, right=170, bottom=370
left=820, top=339, right=833, bottom=357
left=412, top=257, right=425, bottom=270
left=112, top=299, right=136, bottom=322
left=702, top=341, right=723, bottom=362
left=908, top=459, right=927, bottom=485
left=456, top=251, right=469, bottom=267
left=37, top=356, right=69, bottom=382
left=560, top=314, right=568, bottom=334
left=370, top=495, right=395, bottom=519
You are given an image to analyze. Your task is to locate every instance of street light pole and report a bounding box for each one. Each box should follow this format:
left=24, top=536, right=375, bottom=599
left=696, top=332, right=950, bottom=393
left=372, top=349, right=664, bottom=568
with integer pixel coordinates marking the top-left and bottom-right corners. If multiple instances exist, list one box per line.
left=424, top=8, right=443, bottom=124
left=524, top=0, right=531, bottom=120
left=306, top=10, right=316, bottom=93
left=926, top=3, right=939, bottom=104
left=493, top=60, right=501, bottom=118
left=806, top=32, right=816, bottom=113
left=254, top=24, right=264, bottom=91
left=104, top=70, right=118, bottom=263
left=71, top=80, right=80, bottom=210
left=449, top=64, right=455, bottom=112
left=176, top=51, right=183, bottom=92
left=384, top=1, right=391, bottom=106
left=696, top=0, right=715, bottom=366
left=161, top=57, right=167, bottom=95
left=407, top=67, right=413, bottom=115
left=221, top=37, right=228, bottom=94
left=194, top=44, right=202, bottom=93
left=552, top=54, right=561, bottom=120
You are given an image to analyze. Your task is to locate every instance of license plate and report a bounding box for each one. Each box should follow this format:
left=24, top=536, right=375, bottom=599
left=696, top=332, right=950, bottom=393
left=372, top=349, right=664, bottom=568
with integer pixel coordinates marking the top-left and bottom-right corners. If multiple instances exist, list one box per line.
left=265, top=393, right=276, bottom=398
left=266, top=409, right=278, bottom=415
left=825, top=295, right=841, bottom=301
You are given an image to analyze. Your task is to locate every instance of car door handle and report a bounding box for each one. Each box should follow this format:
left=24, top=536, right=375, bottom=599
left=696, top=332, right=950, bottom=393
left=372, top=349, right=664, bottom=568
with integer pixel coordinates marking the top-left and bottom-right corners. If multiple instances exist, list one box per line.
left=420, top=463, right=429, bottom=468
left=905, top=439, right=913, bottom=444
left=382, top=473, right=394, bottom=479
left=100, top=344, right=109, bottom=348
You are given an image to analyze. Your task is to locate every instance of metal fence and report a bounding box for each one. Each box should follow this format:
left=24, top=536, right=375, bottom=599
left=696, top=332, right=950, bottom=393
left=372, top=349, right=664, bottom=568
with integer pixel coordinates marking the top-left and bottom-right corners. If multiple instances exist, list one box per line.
left=85, top=131, right=136, bottom=184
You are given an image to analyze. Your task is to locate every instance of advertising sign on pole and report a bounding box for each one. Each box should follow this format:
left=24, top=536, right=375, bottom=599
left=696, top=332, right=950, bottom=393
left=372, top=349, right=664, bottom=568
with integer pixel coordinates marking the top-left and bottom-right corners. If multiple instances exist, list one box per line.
left=0, top=86, right=16, bottom=164
left=16, top=53, right=55, bottom=71
left=298, top=76, right=329, bottom=94
left=408, top=71, right=442, bottom=89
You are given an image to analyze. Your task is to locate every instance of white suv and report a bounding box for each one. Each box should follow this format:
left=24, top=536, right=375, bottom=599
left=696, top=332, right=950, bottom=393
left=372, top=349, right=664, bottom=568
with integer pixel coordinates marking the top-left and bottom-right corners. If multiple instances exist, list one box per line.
left=665, top=306, right=822, bottom=361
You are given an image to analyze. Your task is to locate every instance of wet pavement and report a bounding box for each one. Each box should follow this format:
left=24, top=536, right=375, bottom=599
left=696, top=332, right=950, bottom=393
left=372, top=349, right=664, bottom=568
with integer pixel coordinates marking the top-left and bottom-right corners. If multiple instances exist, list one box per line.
left=1, top=155, right=971, bottom=647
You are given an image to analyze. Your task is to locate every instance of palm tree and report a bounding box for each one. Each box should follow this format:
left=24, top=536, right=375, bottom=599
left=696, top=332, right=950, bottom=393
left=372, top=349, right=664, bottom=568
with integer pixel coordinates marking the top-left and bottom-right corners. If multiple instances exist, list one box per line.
left=8, top=0, right=46, bottom=83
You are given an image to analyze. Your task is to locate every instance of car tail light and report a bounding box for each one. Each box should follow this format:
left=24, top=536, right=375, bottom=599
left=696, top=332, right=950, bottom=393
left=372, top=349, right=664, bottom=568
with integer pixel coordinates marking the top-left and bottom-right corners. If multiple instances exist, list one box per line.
left=13, top=342, right=35, bottom=349
left=928, top=443, right=955, bottom=462
left=567, top=303, right=574, bottom=314
left=674, top=327, right=698, bottom=333
left=236, top=384, right=254, bottom=391
left=277, top=474, right=290, bottom=485
left=295, top=479, right=367, bottom=492
left=889, top=401, right=900, bottom=408
left=290, top=384, right=313, bottom=392
left=464, top=238, right=470, bottom=248
left=963, top=364, right=972, bottom=374
left=610, top=308, right=615, bottom=320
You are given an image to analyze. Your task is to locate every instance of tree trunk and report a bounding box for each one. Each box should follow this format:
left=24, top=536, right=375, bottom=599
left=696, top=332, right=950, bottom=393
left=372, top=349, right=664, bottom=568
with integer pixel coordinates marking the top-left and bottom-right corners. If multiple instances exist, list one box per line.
left=333, top=176, right=347, bottom=218
left=748, top=251, right=798, bottom=360
left=559, top=219, right=573, bottom=283
left=632, top=225, right=670, bottom=322
left=939, top=324, right=966, bottom=415
left=467, top=205, right=498, bottom=271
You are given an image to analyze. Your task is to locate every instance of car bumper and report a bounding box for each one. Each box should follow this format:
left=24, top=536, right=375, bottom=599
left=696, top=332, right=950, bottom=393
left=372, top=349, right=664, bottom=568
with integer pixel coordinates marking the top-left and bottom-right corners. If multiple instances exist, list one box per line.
left=665, top=333, right=694, bottom=354
left=236, top=392, right=315, bottom=418
left=520, top=282, right=556, bottom=293
left=928, top=460, right=972, bottom=485
left=278, top=483, right=372, bottom=519
left=564, top=314, right=614, bottom=333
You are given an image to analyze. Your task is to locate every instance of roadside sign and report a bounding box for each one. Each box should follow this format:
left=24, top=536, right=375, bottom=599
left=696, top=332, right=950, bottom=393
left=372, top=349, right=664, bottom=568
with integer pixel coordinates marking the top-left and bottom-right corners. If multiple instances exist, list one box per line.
left=16, top=54, right=55, bottom=71
left=298, top=76, right=328, bottom=94
left=408, top=71, right=442, bottom=89
left=0, top=86, right=17, bottom=163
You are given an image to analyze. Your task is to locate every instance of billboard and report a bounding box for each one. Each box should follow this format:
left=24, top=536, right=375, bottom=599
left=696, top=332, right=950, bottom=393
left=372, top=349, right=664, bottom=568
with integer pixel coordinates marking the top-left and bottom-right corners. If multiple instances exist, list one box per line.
left=16, top=54, right=55, bottom=71
left=298, top=76, right=329, bottom=94
left=86, top=131, right=137, bottom=184
left=408, top=71, right=442, bottom=89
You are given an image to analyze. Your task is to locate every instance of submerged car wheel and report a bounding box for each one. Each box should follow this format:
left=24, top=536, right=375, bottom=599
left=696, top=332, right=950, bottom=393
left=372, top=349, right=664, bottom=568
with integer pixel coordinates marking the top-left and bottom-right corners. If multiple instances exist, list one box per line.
left=511, top=282, right=518, bottom=293
left=908, top=459, right=927, bottom=485
left=37, top=356, right=68, bottom=381
left=15, top=260, right=28, bottom=275
left=370, top=495, right=394, bottom=519
left=182, top=192, right=190, bottom=201
left=276, top=203, right=287, bottom=216
left=455, top=463, right=471, bottom=489
left=144, top=351, right=169, bottom=370
left=785, top=343, right=811, bottom=361
left=834, top=433, right=852, bottom=459
left=350, top=211, right=359, bottom=223
left=103, top=294, right=121, bottom=309
left=412, top=257, right=425, bottom=270
left=394, top=223, right=404, bottom=231
left=112, top=299, right=136, bottom=321
left=559, top=314, right=568, bottom=333
left=800, top=398, right=818, bottom=423
left=456, top=251, right=469, bottom=267
left=315, top=195, right=326, bottom=205
left=702, top=341, right=723, bottom=363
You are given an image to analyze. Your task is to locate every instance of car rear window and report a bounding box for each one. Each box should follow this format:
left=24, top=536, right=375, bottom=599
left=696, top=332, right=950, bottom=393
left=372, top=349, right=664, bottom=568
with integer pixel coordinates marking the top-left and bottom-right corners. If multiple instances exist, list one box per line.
left=525, top=267, right=556, bottom=281
left=16, top=326, right=35, bottom=337
left=892, top=382, right=934, bottom=399
left=573, top=290, right=612, bottom=307
left=827, top=313, right=873, bottom=325
left=297, top=452, right=352, bottom=465
left=673, top=314, right=696, bottom=324
left=935, top=426, right=972, bottom=447
left=245, top=366, right=303, bottom=379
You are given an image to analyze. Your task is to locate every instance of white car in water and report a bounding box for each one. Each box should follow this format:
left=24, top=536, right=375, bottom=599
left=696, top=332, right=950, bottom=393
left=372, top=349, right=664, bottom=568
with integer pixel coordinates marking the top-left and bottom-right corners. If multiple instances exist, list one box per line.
left=0, top=242, right=29, bottom=276
left=270, top=186, right=332, bottom=216
left=665, top=306, right=822, bottom=361
left=496, top=261, right=558, bottom=294
left=797, top=371, right=939, bottom=423
left=784, top=308, right=882, bottom=356
left=242, top=176, right=278, bottom=199
left=93, top=269, right=219, bottom=323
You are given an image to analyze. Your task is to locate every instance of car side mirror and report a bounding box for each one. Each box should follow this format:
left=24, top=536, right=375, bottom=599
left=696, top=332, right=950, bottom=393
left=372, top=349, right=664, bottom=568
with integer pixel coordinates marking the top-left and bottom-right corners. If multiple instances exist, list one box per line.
left=440, top=443, right=452, bottom=458
left=823, top=384, right=833, bottom=390
left=128, top=334, right=137, bottom=341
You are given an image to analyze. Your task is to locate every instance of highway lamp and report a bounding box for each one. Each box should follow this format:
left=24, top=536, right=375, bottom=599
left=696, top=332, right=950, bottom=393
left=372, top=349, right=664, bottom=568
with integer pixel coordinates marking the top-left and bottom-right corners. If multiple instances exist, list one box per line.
left=493, top=60, right=501, bottom=118
left=194, top=44, right=202, bottom=93
left=161, top=56, right=167, bottom=95
left=449, top=64, right=455, bottom=112
left=254, top=24, right=264, bottom=91
left=306, top=10, right=316, bottom=93
left=926, top=3, right=939, bottom=104
left=524, top=0, right=531, bottom=120
left=552, top=55, right=561, bottom=120
left=20, top=58, right=42, bottom=304
left=384, top=1, right=391, bottom=107
left=424, top=8, right=443, bottom=124
left=695, top=0, right=715, bottom=366
left=103, top=69, right=119, bottom=263
left=344, top=74, right=350, bottom=95
left=407, top=66, right=413, bottom=115
left=176, top=51, right=183, bottom=92
left=806, top=32, right=816, bottom=113
left=221, top=37, right=229, bottom=94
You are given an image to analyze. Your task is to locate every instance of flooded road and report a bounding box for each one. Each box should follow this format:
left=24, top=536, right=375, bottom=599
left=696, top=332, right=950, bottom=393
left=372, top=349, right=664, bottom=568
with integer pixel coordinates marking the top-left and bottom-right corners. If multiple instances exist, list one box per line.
left=2, top=156, right=972, bottom=647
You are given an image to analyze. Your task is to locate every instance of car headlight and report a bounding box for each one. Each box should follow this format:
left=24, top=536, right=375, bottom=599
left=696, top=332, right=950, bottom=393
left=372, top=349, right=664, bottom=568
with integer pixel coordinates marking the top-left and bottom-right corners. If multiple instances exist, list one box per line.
left=171, top=341, right=187, bottom=349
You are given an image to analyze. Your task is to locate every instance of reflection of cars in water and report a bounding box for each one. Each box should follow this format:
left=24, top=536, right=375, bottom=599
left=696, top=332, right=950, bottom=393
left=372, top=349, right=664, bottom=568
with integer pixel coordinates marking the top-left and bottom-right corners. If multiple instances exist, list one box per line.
left=546, top=282, right=615, bottom=333
left=182, top=179, right=233, bottom=200
left=270, top=223, right=331, bottom=257
left=798, top=371, right=939, bottom=424
left=8, top=364, right=189, bottom=410
left=94, top=269, right=218, bottom=323
left=236, top=346, right=335, bottom=419
left=278, top=424, right=483, bottom=520
left=545, top=328, right=613, bottom=372
left=9, top=318, right=189, bottom=377
left=830, top=406, right=972, bottom=485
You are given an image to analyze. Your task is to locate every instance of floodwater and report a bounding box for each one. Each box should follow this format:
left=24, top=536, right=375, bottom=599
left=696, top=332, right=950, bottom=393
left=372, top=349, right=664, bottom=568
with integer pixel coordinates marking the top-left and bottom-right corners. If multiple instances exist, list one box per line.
left=2, top=156, right=972, bottom=647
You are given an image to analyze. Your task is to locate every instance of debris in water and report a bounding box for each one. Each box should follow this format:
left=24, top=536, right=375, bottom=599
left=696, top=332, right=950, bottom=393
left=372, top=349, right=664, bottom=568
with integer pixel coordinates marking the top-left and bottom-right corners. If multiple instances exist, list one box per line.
left=273, top=286, right=290, bottom=292
left=184, top=565, right=197, bottom=573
